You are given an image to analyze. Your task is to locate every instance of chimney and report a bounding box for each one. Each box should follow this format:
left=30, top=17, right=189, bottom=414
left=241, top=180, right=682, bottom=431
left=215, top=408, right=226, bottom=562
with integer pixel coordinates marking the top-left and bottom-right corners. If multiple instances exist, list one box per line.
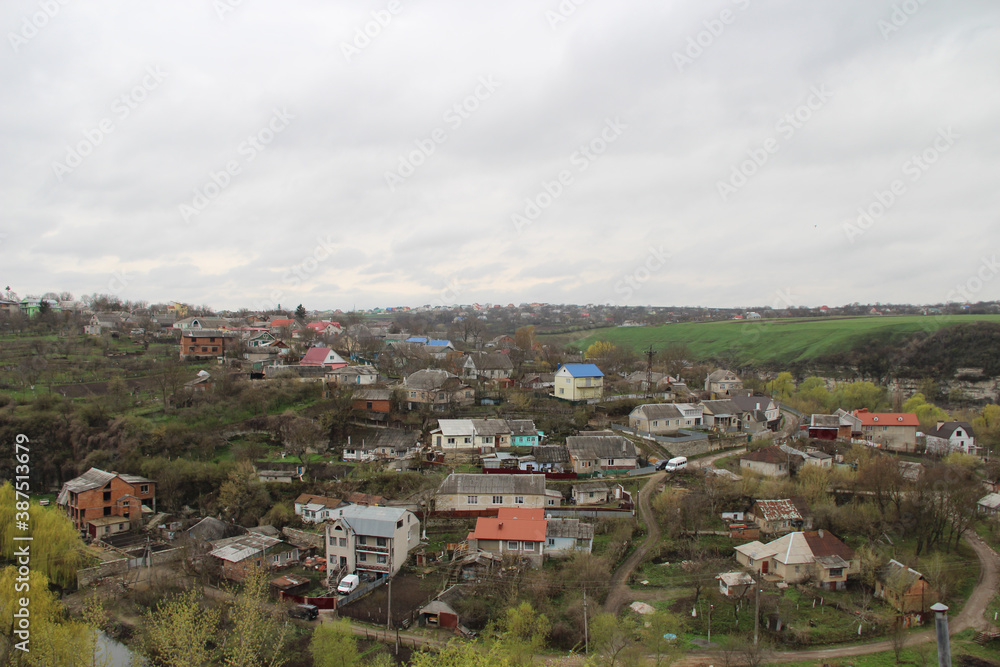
left=817, top=528, right=824, bottom=538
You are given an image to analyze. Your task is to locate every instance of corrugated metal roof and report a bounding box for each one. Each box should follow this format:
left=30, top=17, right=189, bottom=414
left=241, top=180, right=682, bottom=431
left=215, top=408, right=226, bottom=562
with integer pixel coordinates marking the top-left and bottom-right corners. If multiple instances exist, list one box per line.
left=436, top=473, right=546, bottom=496
left=558, top=363, right=604, bottom=378
left=339, top=505, right=411, bottom=538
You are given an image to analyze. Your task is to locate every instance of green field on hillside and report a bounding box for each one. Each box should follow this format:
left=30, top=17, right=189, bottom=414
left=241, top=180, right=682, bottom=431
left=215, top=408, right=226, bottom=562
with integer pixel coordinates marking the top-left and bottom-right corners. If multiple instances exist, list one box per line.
left=559, top=314, right=1000, bottom=365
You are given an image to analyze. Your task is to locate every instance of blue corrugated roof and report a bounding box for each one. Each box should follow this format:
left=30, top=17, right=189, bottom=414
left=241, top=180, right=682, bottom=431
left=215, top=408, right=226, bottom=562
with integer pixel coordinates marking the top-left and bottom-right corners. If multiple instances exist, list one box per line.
left=561, top=363, right=604, bottom=377
left=428, top=339, right=451, bottom=346
left=405, top=337, right=428, bottom=343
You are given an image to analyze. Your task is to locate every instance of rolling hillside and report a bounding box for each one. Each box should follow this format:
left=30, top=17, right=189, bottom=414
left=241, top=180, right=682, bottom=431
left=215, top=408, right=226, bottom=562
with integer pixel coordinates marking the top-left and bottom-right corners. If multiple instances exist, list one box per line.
left=559, top=314, right=1000, bottom=366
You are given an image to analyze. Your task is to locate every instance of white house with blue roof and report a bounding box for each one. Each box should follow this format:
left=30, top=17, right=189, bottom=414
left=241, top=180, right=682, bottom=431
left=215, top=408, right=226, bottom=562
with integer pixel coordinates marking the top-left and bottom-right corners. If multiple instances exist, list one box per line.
left=553, top=363, right=605, bottom=401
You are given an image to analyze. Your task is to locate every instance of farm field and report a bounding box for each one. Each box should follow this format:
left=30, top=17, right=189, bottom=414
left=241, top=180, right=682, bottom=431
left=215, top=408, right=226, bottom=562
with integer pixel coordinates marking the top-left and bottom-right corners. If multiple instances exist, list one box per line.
left=557, top=314, right=1000, bottom=364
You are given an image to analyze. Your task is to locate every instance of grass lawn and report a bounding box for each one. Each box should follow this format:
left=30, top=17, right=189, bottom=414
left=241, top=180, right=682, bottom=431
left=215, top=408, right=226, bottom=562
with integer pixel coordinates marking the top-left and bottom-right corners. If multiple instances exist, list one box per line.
left=557, top=314, right=1000, bottom=363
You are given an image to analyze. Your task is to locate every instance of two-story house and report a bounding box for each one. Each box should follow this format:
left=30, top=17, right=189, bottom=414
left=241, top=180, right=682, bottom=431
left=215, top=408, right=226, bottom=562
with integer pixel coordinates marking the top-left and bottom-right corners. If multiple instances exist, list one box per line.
left=553, top=364, right=604, bottom=401
left=324, top=505, right=420, bottom=581
left=462, top=352, right=514, bottom=382
left=57, top=468, right=156, bottom=533
left=466, top=507, right=548, bottom=567
left=853, top=410, right=920, bottom=452
left=925, top=421, right=978, bottom=456
left=294, top=494, right=348, bottom=523
left=705, top=369, right=742, bottom=396
left=399, top=369, right=475, bottom=411
left=179, top=330, right=238, bottom=360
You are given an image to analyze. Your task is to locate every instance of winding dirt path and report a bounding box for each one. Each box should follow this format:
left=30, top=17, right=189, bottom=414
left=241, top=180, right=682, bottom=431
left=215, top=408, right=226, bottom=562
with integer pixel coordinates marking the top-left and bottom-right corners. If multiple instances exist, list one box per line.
left=603, top=471, right=665, bottom=614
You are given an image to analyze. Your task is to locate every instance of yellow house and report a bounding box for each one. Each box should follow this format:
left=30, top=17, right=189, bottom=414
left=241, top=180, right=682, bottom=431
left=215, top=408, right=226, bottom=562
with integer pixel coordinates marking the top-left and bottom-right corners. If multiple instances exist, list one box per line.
left=553, top=364, right=604, bottom=401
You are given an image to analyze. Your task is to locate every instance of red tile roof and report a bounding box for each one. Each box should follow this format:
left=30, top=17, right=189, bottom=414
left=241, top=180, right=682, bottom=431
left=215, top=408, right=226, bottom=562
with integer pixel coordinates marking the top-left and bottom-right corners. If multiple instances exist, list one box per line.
left=802, top=529, right=855, bottom=561
left=269, top=318, right=295, bottom=328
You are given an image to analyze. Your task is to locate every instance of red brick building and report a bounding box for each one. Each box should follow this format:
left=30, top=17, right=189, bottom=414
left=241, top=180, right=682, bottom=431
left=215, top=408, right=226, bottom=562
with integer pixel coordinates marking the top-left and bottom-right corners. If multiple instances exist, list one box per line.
left=56, top=468, right=156, bottom=533
left=179, top=329, right=238, bottom=360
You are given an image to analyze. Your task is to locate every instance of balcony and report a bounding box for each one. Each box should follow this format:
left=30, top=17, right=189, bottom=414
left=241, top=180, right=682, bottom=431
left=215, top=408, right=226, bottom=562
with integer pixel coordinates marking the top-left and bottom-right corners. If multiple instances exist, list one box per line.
left=357, top=562, right=390, bottom=573
left=355, top=543, right=389, bottom=554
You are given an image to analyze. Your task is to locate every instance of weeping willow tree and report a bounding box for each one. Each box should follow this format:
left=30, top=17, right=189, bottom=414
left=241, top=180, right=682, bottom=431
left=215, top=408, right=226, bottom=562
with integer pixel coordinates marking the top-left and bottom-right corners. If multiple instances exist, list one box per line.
left=0, top=567, right=108, bottom=666
left=0, top=482, right=88, bottom=588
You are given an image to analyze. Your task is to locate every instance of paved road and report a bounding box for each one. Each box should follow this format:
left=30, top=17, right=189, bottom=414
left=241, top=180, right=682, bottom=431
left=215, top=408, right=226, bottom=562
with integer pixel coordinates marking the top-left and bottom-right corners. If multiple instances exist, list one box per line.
left=603, top=470, right=665, bottom=614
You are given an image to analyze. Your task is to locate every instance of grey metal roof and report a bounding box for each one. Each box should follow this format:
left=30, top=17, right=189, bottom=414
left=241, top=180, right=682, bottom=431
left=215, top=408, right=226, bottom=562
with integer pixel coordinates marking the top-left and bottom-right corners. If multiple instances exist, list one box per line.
left=340, top=505, right=411, bottom=538
left=632, top=403, right=683, bottom=420
left=546, top=517, right=594, bottom=540
left=436, top=473, right=546, bottom=496
left=507, top=419, right=538, bottom=437
left=531, top=445, right=569, bottom=464
left=810, top=414, right=840, bottom=428
left=730, top=396, right=775, bottom=413
left=470, top=419, right=512, bottom=436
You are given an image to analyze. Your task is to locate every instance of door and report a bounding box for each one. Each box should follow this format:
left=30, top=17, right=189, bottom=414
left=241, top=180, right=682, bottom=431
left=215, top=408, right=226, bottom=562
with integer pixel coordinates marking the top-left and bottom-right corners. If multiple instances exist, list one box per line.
left=761, top=561, right=769, bottom=574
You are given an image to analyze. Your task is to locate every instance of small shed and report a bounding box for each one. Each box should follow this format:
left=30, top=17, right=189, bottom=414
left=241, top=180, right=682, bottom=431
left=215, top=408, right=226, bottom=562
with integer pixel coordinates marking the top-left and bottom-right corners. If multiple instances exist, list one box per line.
left=572, top=482, right=610, bottom=505
left=419, top=584, right=471, bottom=630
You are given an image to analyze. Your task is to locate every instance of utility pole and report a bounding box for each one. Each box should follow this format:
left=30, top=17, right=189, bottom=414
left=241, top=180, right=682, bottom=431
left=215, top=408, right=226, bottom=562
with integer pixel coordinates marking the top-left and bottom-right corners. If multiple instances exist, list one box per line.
left=708, top=603, right=714, bottom=644
left=583, top=588, right=589, bottom=654
left=386, top=576, right=392, bottom=638
left=644, top=346, right=655, bottom=398
left=753, top=581, right=761, bottom=647
left=931, top=603, right=952, bottom=667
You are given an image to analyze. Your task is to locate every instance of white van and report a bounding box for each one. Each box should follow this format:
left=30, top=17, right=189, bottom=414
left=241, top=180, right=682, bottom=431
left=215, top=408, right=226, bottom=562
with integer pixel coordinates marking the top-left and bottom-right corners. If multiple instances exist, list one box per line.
left=662, top=456, right=688, bottom=472
left=337, top=574, right=360, bottom=595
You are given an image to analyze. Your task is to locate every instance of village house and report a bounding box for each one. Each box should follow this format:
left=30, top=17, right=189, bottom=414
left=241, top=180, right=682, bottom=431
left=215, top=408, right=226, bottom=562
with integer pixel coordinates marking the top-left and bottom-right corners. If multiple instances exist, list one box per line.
left=57, top=468, right=156, bottom=533
left=326, top=364, right=379, bottom=386
left=739, top=446, right=799, bottom=477
left=435, top=473, right=549, bottom=511
left=623, top=371, right=676, bottom=393
left=294, top=494, right=348, bottom=523
left=342, top=429, right=421, bottom=462
left=853, top=409, right=920, bottom=452
left=351, top=388, right=392, bottom=420
left=571, top=482, right=611, bottom=505
left=925, top=421, right=978, bottom=456
left=299, top=346, right=348, bottom=369
left=749, top=499, right=811, bottom=534
left=520, top=373, right=555, bottom=391
left=173, top=316, right=232, bottom=330
left=717, top=571, right=755, bottom=598
left=565, top=434, right=638, bottom=473
left=629, top=402, right=703, bottom=433
left=729, top=395, right=781, bottom=430
left=520, top=444, right=570, bottom=473
left=875, top=559, right=937, bottom=613
left=545, top=517, right=594, bottom=555
left=553, top=363, right=605, bottom=401
left=462, top=352, right=514, bottom=382
left=210, top=533, right=300, bottom=581
left=466, top=507, right=548, bottom=567
left=508, top=419, right=542, bottom=447
left=430, top=419, right=512, bottom=451
left=324, top=505, right=420, bottom=579
left=734, top=529, right=857, bottom=590
left=978, top=492, right=1000, bottom=515
left=807, top=414, right=841, bottom=441
left=83, top=312, right=125, bottom=335
left=705, top=369, right=742, bottom=396
left=399, top=369, right=475, bottom=411
left=179, top=330, right=239, bottom=360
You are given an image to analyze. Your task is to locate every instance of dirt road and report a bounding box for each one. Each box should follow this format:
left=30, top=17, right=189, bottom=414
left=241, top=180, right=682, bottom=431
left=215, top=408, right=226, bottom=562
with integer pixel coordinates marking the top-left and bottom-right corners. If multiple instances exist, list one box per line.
left=603, top=471, right=665, bottom=614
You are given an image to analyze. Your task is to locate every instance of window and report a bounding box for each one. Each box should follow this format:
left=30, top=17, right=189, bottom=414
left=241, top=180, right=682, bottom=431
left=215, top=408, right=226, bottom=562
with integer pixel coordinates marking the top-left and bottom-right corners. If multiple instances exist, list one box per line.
left=201, top=346, right=207, bottom=352
left=409, top=391, right=416, bottom=398
left=211, top=347, right=218, bottom=352
left=464, top=437, right=472, bottom=444
left=447, top=437, right=455, bottom=445
left=357, top=536, right=366, bottom=545
left=514, top=496, right=524, bottom=504
left=376, top=537, right=387, bottom=547
left=139, top=484, right=149, bottom=494
left=366, top=402, right=373, bottom=410
left=103, top=491, right=111, bottom=501
left=103, top=507, right=111, bottom=516
left=559, top=388, right=564, bottom=395
left=339, top=538, right=347, bottom=547
left=522, top=541, right=535, bottom=552
left=358, top=553, right=367, bottom=562
left=548, top=538, right=555, bottom=546
left=829, top=568, right=844, bottom=577
left=492, top=496, right=503, bottom=504
left=377, top=555, right=387, bottom=564
left=467, top=496, right=478, bottom=505
left=209, top=337, right=216, bottom=342
left=507, top=541, right=518, bottom=550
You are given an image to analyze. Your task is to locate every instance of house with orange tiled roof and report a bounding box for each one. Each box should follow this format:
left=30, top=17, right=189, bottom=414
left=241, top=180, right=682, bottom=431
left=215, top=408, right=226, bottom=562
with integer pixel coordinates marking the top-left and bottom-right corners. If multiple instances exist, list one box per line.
left=467, top=507, right=548, bottom=567
left=853, top=409, right=920, bottom=452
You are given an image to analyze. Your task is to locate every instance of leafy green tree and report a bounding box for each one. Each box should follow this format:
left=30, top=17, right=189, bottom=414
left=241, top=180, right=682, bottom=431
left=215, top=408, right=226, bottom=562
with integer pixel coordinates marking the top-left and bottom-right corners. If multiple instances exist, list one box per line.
left=640, top=610, right=685, bottom=666
left=902, top=393, right=949, bottom=430
left=217, top=461, right=271, bottom=527
left=222, top=567, right=289, bottom=667
left=589, top=613, right=640, bottom=667
left=309, top=619, right=361, bottom=667
left=0, top=483, right=87, bottom=588
left=831, top=381, right=888, bottom=412
left=489, top=601, right=550, bottom=665
left=765, top=372, right=795, bottom=401
left=409, top=642, right=515, bottom=667
left=142, top=587, right=220, bottom=667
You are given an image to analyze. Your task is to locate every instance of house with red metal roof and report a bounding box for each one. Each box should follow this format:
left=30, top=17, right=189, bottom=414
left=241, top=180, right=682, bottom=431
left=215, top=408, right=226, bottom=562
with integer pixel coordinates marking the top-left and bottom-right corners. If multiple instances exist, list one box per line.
left=853, top=409, right=920, bottom=452
left=734, top=529, right=857, bottom=590
left=467, top=507, right=547, bottom=567
left=298, top=347, right=348, bottom=369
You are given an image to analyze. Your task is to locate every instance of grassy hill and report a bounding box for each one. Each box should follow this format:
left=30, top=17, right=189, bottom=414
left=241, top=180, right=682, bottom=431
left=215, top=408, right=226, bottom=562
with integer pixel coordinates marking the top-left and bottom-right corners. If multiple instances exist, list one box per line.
left=557, top=314, right=1000, bottom=366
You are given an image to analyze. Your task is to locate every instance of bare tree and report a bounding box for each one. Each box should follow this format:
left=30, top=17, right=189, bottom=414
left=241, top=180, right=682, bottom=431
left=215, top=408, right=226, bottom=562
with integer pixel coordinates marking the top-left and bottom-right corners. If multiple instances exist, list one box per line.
left=889, top=618, right=907, bottom=664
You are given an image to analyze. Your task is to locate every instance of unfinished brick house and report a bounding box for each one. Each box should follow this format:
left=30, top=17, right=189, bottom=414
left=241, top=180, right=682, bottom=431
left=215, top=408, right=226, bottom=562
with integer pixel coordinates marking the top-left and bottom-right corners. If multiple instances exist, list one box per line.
left=56, top=468, right=156, bottom=533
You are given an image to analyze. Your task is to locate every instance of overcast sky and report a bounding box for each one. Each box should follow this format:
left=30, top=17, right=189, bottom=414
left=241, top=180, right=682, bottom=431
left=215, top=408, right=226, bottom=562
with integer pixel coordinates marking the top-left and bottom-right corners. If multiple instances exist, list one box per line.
left=2, top=0, right=998, bottom=312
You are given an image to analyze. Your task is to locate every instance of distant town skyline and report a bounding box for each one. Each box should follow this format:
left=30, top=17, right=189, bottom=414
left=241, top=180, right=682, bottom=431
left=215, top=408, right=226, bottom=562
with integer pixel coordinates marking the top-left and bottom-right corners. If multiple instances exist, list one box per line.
left=3, top=1, right=999, bottom=311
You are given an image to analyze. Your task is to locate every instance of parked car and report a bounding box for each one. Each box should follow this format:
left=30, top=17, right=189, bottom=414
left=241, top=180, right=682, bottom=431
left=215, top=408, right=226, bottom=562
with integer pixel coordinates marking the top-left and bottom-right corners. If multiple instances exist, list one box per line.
left=660, top=456, right=688, bottom=472
left=288, top=604, right=319, bottom=620
left=337, top=574, right=360, bottom=595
